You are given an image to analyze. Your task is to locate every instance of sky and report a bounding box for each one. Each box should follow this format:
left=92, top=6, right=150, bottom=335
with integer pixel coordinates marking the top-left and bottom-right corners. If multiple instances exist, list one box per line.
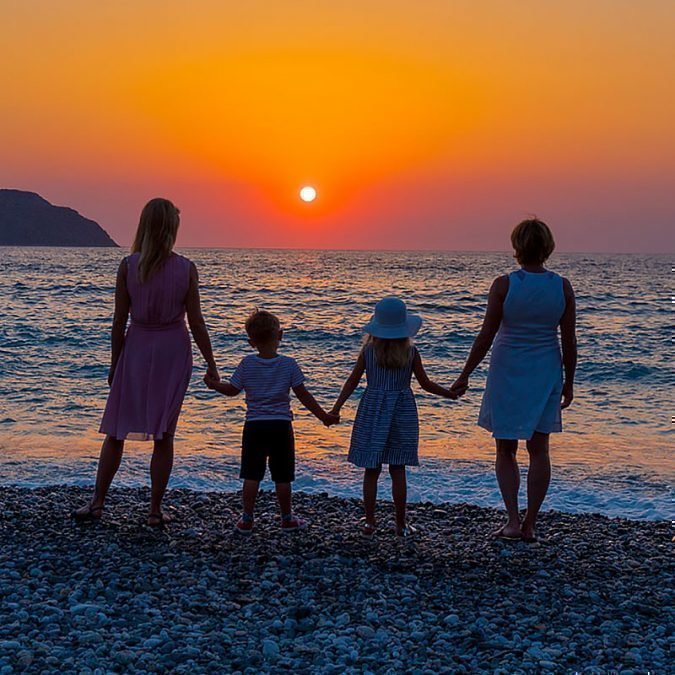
left=1, top=1, right=674, bottom=252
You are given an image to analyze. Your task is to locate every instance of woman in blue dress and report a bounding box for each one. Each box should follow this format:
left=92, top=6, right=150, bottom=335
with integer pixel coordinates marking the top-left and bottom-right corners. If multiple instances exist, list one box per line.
left=452, top=219, right=577, bottom=542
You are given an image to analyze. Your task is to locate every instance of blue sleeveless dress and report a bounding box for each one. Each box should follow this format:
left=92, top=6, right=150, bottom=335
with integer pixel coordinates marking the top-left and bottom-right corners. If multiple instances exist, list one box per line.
left=478, top=269, right=566, bottom=440
left=348, top=344, right=419, bottom=468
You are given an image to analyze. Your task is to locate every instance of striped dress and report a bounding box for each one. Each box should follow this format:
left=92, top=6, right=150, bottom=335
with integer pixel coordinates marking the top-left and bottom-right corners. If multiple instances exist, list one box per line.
left=348, top=344, right=419, bottom=468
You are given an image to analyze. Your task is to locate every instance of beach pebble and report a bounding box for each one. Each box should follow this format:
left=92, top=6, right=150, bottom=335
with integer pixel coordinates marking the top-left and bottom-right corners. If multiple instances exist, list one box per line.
left=262, top=639, right=279, bottom=659
left=0, top=486, right=670, bottom=673
left=356, top=626, right=375, bottom=640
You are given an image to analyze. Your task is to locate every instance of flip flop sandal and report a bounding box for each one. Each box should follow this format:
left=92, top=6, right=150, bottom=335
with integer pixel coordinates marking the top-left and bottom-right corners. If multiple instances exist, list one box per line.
left=522, top=533, right=548, bottom=544
left=494, top=527, right=522, bottom=541
left=71, top=505, right=103, bottom=522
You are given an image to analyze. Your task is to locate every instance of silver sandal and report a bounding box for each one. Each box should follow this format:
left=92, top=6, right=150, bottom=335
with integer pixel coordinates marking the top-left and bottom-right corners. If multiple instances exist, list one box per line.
left=360, top=519, right=377, bottom=538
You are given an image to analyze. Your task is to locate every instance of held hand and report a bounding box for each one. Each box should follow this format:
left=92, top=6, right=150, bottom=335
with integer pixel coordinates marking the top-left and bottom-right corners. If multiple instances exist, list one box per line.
left=203, top=371, right=219, bottom=389
left=450, top=374, right=469, bottom=398
left=561, top=381, right=574, bottom=409
left=323, top=412, right=340, bottom=427
left=447, top=384, right=467, bottom=399
left=206, top=363, right=220, bottom=384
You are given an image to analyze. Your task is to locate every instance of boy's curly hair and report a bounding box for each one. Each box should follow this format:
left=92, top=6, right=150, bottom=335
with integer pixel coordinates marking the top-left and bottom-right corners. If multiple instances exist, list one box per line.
left=245, top=309, right=281, bottom=343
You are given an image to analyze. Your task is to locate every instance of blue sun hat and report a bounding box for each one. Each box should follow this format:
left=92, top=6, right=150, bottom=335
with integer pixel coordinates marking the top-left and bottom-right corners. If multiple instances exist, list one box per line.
left=363, top=296, right=422, bottom=338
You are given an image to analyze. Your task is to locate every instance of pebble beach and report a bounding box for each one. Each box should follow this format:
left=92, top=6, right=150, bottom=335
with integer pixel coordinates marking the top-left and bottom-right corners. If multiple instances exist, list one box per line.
left=0, top=486, right=672, bottom=673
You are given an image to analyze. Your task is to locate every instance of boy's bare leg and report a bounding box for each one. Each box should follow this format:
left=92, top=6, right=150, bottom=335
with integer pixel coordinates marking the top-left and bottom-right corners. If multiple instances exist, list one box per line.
left=389, top=465, right=407, bottom=530
left=363, top=467, right=381, bottom=525
left=275, top=482, right=292, bottom=516
left=242, top=479, right=260, bottom=516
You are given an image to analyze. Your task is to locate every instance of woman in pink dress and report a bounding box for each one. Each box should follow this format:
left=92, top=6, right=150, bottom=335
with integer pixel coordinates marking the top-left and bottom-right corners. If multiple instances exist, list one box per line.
left=73, top=198, right=219, bottom=526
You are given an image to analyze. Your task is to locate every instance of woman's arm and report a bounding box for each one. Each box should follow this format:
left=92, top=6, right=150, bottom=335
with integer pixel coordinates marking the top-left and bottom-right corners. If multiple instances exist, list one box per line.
left=559, top=277, right=577, bottom=408
left=185, top=262, right=219, bottom=381
left=450, top=275, right=508, bottom=393
left=293, top=384, right=338, bottom=426
left=330, top=352, right=366, bottom=414
left=108, top=259, right=130, bottom=385
left=413, top=351, right=461, bottom=398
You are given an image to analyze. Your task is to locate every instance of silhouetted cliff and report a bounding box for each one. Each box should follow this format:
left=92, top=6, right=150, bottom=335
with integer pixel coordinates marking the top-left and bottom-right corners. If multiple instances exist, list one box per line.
left=0, top=189, right=118, bottom=246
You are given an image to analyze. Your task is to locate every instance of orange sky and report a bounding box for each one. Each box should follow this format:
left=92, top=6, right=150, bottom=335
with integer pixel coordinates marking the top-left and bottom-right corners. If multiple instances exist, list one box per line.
left=1, top=1, right=674, bottom=251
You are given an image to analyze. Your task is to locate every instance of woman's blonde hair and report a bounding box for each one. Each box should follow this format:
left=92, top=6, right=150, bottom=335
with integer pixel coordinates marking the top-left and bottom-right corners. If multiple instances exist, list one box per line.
left=131, top=198, right=180, bottom=283
left=363, top=335, right=412, bottom=369
left=511, top=218, right=555, bottom=266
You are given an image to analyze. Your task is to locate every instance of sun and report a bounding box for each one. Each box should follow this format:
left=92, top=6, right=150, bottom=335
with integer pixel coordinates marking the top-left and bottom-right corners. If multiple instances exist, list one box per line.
left=299, top=185, right=317, bottom=202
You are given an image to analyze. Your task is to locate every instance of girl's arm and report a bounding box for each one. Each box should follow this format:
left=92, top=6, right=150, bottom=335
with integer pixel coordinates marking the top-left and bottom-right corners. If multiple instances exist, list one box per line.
left=330, top=352, right=366, bottom=414
left=186, top=262, right=219, bottom=382
left=108, top=259, right=131, bottom=385
left=559, top=277, right=577, bottom=408
left=451, top=275, right=507, bottom=394
left=413, top=351, right=460, bottom=399
left=292, top=384, right=338, bottom=426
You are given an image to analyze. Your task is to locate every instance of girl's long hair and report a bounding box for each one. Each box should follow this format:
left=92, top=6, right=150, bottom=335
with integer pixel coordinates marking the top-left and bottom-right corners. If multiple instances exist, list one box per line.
left=363, top=335, right=412, bottom=369
left=131, top=198, right=180, bottom=283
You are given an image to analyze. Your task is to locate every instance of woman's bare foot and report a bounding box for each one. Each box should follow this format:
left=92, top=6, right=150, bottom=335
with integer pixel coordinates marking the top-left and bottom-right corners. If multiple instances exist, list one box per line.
left=520, top=523, right=537, bottom=542
left=494, top=524, right=522, bottom=540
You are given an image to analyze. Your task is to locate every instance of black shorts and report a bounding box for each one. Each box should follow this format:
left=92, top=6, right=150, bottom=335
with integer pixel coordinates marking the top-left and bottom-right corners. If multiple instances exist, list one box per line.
left=240, top=420, right=295, bottom=483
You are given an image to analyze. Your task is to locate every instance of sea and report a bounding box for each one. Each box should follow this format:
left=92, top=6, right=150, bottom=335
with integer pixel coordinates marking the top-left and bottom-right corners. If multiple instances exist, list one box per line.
left=0, top=247, right=671, bottom=521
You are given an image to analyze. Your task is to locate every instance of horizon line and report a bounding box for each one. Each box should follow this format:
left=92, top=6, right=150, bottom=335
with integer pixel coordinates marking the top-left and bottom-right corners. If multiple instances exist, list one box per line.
left=1, top=244, right=672, bottom=256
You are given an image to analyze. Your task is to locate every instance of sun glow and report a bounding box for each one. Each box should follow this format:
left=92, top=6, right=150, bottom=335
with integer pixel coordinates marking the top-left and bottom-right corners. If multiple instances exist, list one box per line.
left=299, top=186, right=317, bottom=202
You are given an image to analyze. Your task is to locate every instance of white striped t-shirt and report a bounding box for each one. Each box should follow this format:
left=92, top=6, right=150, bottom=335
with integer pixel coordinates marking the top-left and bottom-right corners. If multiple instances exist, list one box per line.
left=230, top=354, right=305, bottom=421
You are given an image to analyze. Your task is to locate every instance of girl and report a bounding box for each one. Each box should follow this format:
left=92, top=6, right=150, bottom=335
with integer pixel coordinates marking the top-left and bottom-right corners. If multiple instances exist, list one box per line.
left=331, top=296, right=464, bottom=537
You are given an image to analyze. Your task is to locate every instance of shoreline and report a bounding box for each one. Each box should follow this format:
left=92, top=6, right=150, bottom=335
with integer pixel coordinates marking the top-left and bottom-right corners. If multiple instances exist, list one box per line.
left=0, top=486, right=672, bottom=672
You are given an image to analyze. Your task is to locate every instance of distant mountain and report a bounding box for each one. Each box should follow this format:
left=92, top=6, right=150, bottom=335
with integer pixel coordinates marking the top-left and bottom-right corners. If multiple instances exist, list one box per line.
left=0, top=189, right=118, bottom=247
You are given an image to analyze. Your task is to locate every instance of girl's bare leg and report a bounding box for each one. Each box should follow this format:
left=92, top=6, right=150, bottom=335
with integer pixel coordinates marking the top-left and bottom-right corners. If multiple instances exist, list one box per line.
left=522, top=432, right=551, bottom=539
left=495, top=439, right=521, bottom=537
left=389, top=465, right=407, bottom=531
left=149, top=434, right=174, bottom=521
left=73, top=435, right=124, bottom=517
left=363, top=467, right=381, bottom=525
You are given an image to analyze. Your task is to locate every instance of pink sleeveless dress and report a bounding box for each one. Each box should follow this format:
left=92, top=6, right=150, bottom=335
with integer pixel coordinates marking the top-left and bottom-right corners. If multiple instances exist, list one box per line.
left=99, top=252, right=193, bottom=441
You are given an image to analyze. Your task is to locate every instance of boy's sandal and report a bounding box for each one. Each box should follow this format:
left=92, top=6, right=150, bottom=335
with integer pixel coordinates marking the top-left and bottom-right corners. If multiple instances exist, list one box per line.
left=71, top=504, right=103, bottom=521
left=235, top=515, right=254, bottom=535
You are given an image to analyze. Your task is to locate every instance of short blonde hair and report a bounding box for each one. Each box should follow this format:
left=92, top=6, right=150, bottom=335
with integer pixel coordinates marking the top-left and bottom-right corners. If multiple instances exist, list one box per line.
left=245, top=310, right=280, bottom=343
left=511, top=218, right=555, bottom=265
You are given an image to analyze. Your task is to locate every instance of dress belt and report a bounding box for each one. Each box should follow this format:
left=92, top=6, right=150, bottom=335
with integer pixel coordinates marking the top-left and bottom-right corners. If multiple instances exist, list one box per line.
left=129, top=318, right=186, bottom=332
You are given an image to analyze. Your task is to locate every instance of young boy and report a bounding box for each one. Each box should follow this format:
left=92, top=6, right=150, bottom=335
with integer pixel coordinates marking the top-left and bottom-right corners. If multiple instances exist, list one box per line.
left=205, top=310, right=337, bottom=533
